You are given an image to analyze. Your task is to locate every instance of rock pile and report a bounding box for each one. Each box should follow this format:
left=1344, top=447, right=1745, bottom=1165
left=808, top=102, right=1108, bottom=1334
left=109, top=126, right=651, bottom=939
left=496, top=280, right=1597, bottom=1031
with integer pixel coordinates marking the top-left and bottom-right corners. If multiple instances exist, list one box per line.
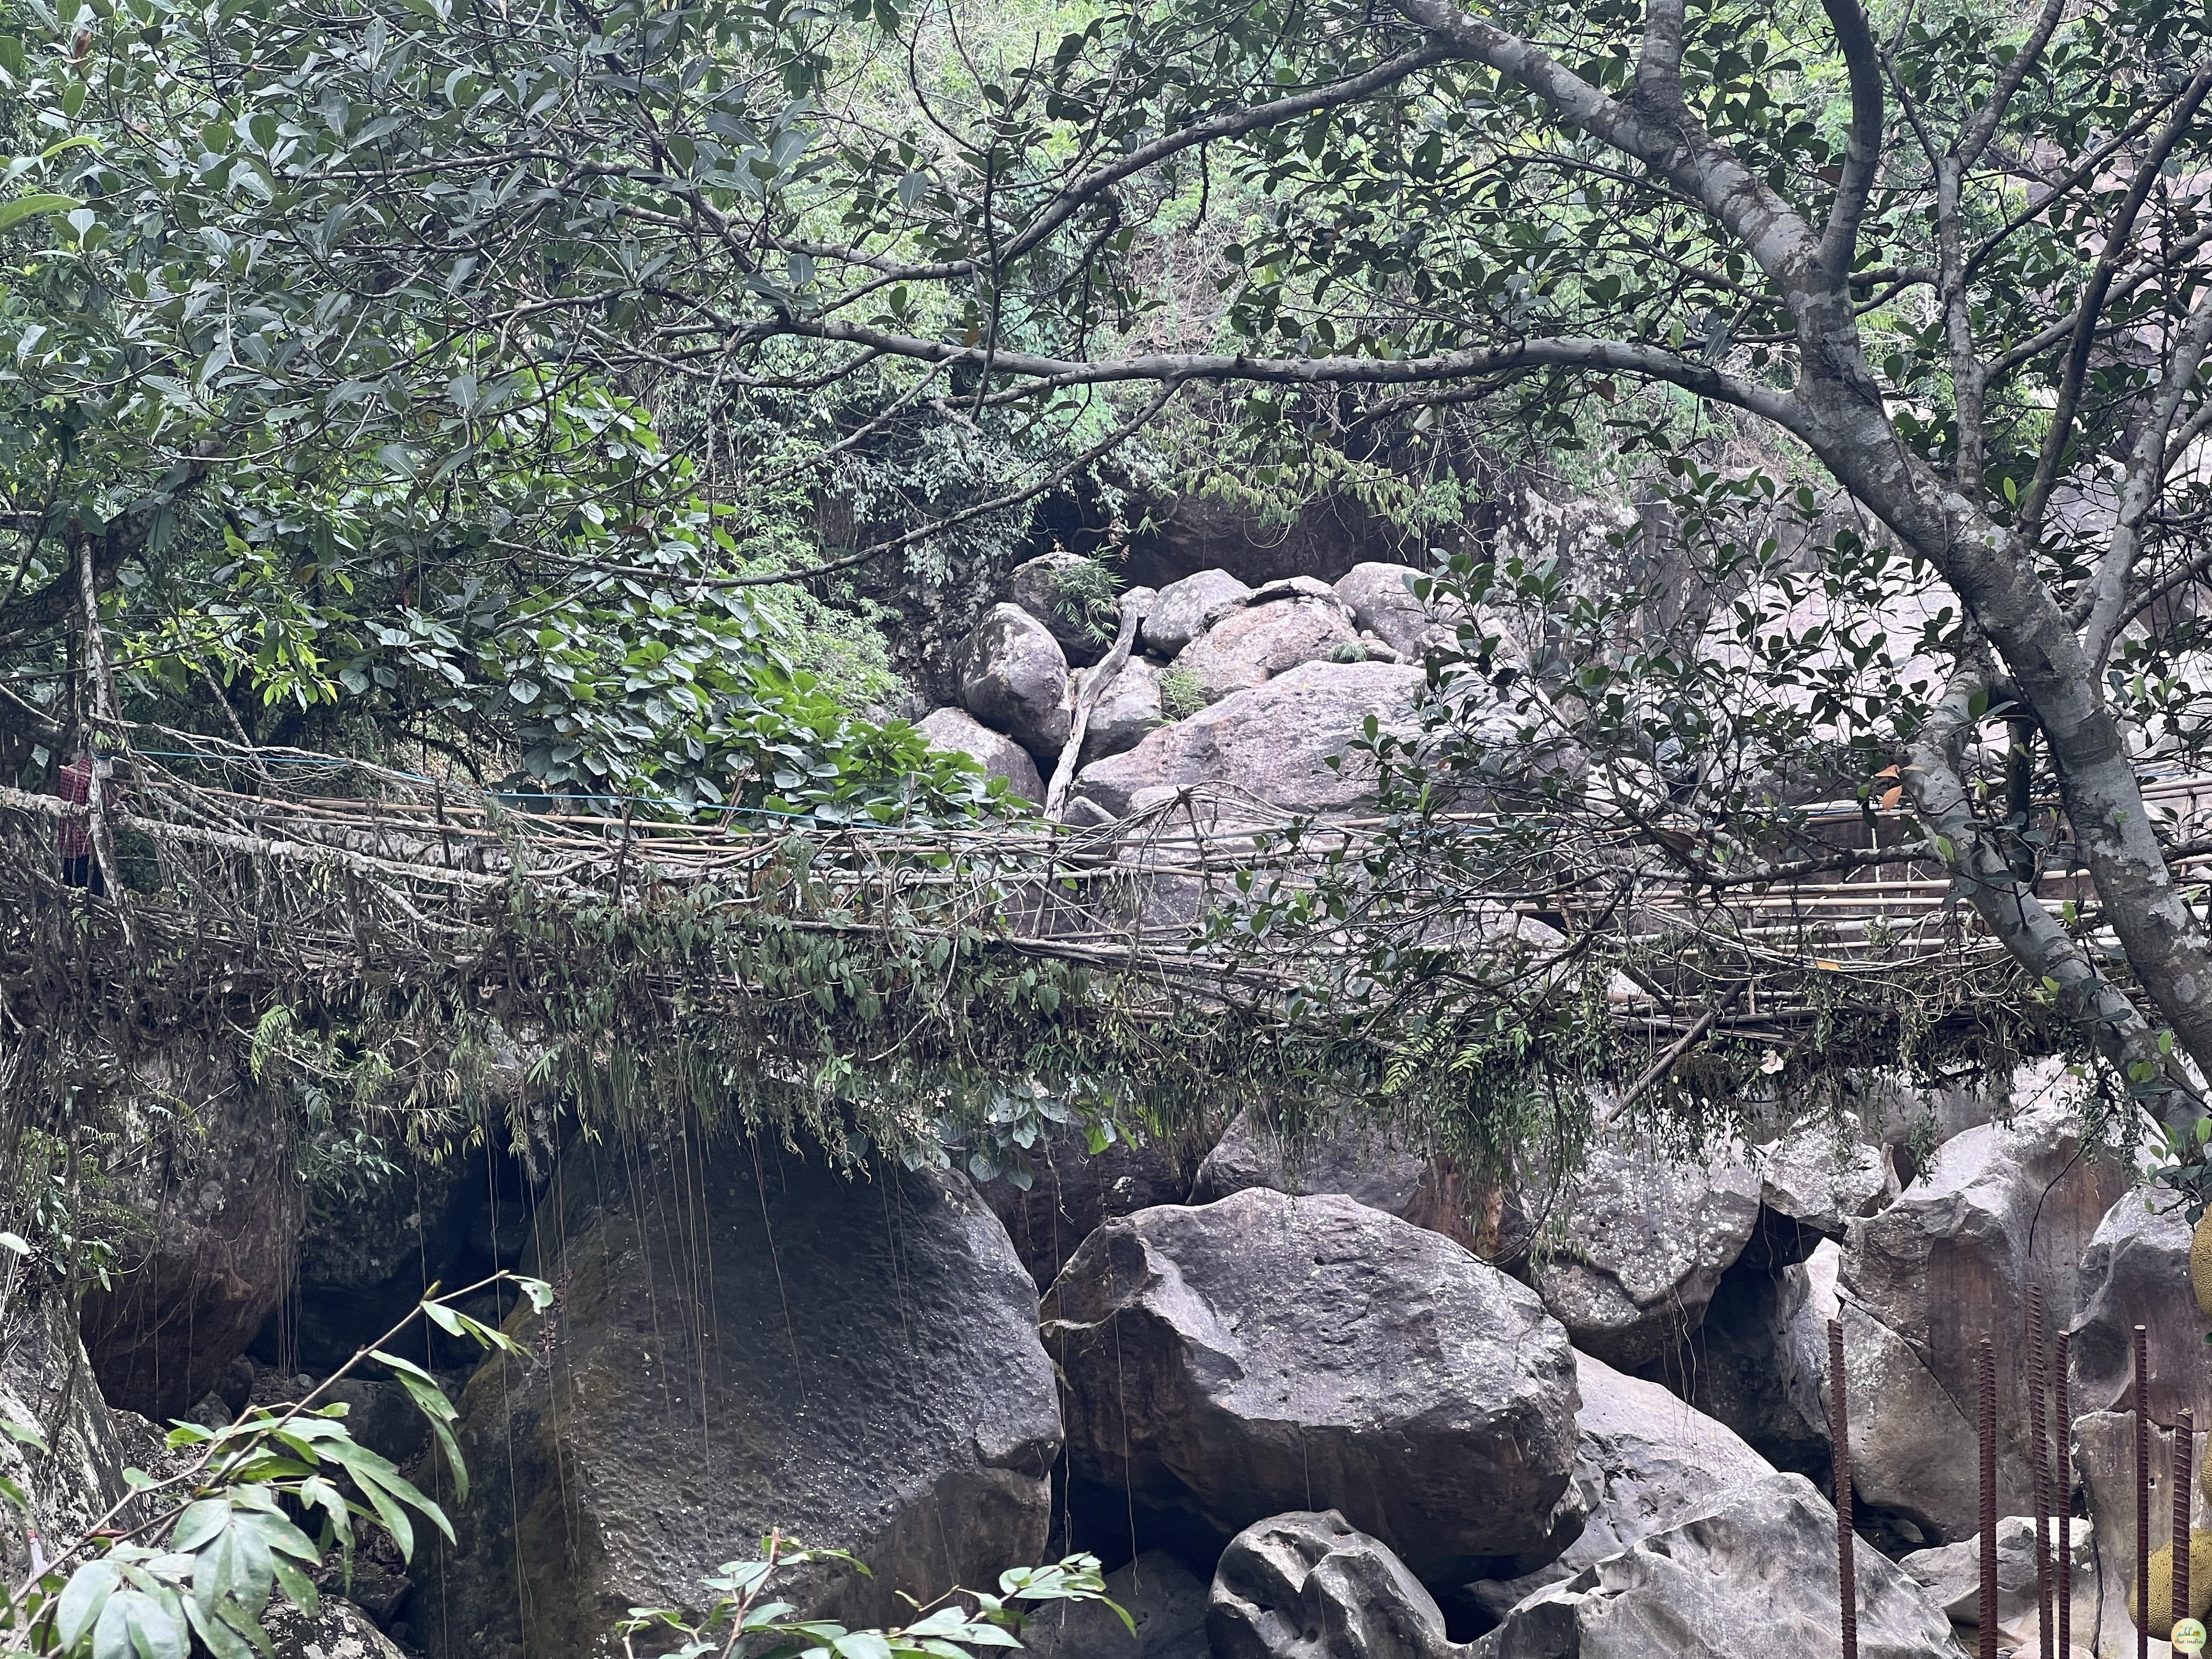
left=16, top=983, right=2191, bottom=1659
left=919, top=557, right=1446, bottom=812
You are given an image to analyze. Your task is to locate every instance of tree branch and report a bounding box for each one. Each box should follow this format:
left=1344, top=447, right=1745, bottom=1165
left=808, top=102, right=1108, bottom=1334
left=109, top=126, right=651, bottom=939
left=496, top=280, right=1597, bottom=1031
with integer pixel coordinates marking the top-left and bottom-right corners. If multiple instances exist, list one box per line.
left=1633, top=0, right=1688, bottom=105
left=731, top=314, right=1808, bottom=428
left=1934, top=152, right=1989, bottom=498
left=0, top=449, right=219, bottom=648
left=1392, top=0, right=1823, bottom=289
left=1814, top=0, right=1884, bottom=295
left=2078, top=276, right=2212, bottom=665
left=2119, top=518, right=2212, bottom=636
left=781, top=42, right=1459, bottom=289
left=1044, top=589, right=1152, bottom=819
left=1601, top=979, right=1748, bottom=1125
left=1903, top=658, right=2199, bottom=1126
left=1954, top=0, right=2068, bottom=170
left=0, top=680, right=65, bottom=750
left=2016, top=65, right=2212, bottom=543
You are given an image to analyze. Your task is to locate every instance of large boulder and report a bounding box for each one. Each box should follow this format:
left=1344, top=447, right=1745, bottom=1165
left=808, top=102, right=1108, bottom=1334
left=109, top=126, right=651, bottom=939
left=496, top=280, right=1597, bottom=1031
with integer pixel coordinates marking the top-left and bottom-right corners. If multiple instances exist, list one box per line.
left=1011, top=551, right=1114, bottom=668
left=1189, top=1105, right=1429, bottom=1216
left=1747, top=1118, right=1891, bottom=1264
left=1, top=1269, right=127, bottom=1588
left=1022, top=1551, right=1209, bottom=1659
left=1187, top=1106, right=1483, bottom=1251
left=960, top=603, right=1073, bottom=761
left=1333, top=563, right=1441, bottom=661
left=1080, top=660, right=1165, bottom=768
left=262, top=1596, right=410, bottom=1659
left=1142, top=571, right=1252, bottom=657
left=1209, top=1511, right=1465, bottom=1659
left=1468, top=1352, right=1774, bottom=1619
left=919, top=707, right=1046, bottom=802
left=1175, top=600, right=1359, bottom=700
left=982, top=1132, right=1194, bottom=1290
left=1526, top=1134, right=1762, bottom=1372
left=1248, top=577, right=1347, bottom=607
left=1471, top=1473, right=1958, bottom=1659
left=2067, top=1160, right=2208, bottom=1648
left=2070, top=1185, right=2209, bottom=1424
left=1829, top=1297, right=1981, bottom=1553
left=1860, top=1058, right=2090, bottom=1185
left=1041, top=1188, right=1579, bottom=1581
left=1074, top=663, right=1426, bottom=818
left=421, top=1140, right=1062, bottom=1659
left=77, top=1031, right=306, bottom=1418
left=1839, top=1097, right=2131, bottom=1540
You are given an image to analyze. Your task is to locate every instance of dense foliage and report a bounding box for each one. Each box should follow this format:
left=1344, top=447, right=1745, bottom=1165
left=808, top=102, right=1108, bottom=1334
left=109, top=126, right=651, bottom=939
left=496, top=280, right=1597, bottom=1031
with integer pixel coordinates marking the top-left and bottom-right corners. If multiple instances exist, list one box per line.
left=0, top=1278, right=533, bottom=1659
left=5, top=0, right=2212, bottom=1180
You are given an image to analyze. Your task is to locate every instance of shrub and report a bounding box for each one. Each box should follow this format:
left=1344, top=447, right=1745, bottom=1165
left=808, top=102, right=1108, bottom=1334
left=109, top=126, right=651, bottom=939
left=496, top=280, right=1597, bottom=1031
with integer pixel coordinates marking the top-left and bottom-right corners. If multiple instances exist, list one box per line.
left=1158, top=663, right=1210, bottom=721
left=1049, top=557, right=1124, bottom=645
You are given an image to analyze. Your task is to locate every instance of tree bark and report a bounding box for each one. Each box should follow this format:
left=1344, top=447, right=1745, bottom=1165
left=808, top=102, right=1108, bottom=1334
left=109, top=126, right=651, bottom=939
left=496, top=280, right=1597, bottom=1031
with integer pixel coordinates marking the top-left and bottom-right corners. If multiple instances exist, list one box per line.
left=1043, top=589, right=1153, bottom=819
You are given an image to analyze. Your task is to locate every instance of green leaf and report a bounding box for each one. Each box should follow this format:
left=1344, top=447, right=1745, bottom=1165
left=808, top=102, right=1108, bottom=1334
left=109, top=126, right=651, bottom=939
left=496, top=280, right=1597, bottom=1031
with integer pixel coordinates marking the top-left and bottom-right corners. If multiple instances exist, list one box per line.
left=216, top=1596, right=277, bottom=1659
left=296, top=1474, right=353, bottom=1547
left=190, top=1521, right=255, bottom=1620
left=901, top=1610, right=983, bottom=1639
left=2, top=1415, right=49, bottom=1451
left=103, top=1587, right=188, bottom=1659
left=238, top=1505, right=320, bottom=1564
left=172, top=1497, right=234, bottom=1554
left=320, top=1453, right=419, bottom=1557
left=182, top=1594, right=256, bottom=1659
left=379, top=1364, right=467, bottom=1504
left=420, top=1300, right=469, bottom=1336
left=58, top=1560, right=124, bottom=1649
left=267, top=1558, right=318, bottom=1618
left=0, top=193, right=81, bottom=233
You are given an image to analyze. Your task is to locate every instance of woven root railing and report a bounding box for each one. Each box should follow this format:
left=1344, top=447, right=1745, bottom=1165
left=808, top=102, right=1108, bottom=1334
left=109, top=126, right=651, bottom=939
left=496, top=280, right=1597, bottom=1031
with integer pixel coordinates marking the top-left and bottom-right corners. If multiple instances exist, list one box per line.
left=0, top=726, right=2140, bottom=1153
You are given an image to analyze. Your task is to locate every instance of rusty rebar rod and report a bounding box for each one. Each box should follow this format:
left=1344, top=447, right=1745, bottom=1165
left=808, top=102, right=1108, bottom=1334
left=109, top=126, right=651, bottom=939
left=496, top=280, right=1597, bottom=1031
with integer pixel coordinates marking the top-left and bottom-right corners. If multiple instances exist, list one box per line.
left=1830, top=1317, right=1858, bottom=1659
left=2058, top=1328, right=2072, bottom=1657
left=2177, top=1407, right=2196, bottom=1636
left=2032, top=1283, right=2053, bottom=1659
left=2139, top=1324, right=2152, bottom=1659
left=1983, top=1336, right=2000, bottom=1659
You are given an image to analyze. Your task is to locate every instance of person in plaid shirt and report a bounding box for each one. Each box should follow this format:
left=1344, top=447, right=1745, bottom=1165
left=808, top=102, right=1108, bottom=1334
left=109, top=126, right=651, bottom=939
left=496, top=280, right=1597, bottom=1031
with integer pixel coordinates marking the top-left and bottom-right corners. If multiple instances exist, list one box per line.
left=55, top=747, right=104, bottom=894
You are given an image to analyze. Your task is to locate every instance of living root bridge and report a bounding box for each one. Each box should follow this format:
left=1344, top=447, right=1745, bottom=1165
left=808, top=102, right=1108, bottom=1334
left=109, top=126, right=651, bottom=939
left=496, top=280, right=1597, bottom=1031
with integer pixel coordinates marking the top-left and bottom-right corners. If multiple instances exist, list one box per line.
left=0, top=732, right=2130, bottom=1158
